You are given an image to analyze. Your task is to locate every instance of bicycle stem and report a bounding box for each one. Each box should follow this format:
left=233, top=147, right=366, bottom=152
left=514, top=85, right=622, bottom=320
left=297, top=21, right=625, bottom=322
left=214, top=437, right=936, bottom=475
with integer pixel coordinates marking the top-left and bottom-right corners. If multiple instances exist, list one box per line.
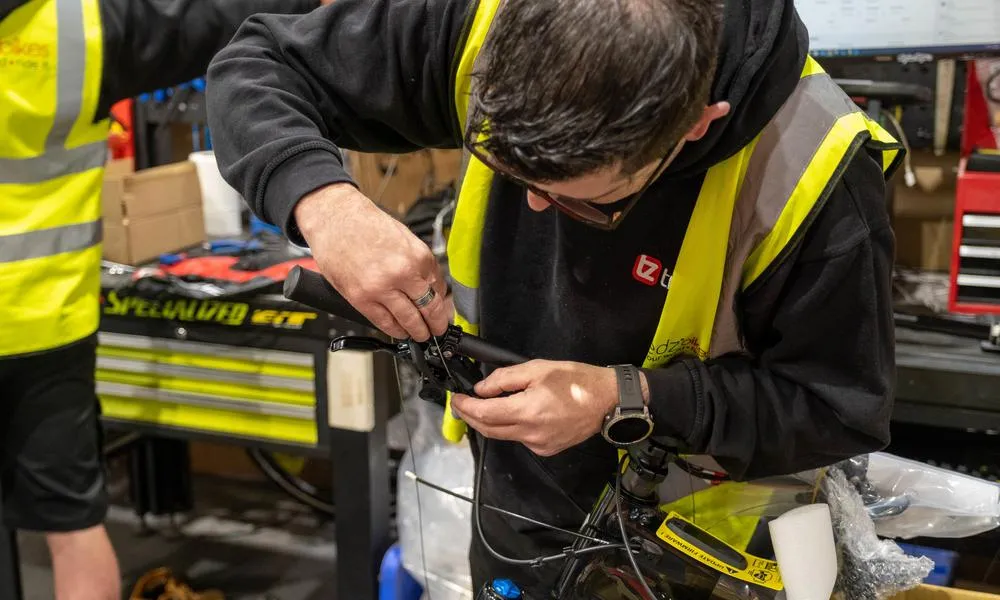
left=550, top=440, right=675, bottom=599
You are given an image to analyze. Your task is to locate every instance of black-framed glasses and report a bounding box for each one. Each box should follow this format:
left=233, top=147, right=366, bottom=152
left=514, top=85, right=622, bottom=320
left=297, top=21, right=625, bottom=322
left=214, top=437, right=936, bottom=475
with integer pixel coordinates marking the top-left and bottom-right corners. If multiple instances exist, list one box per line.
left=464, top=137, right=681, bottom=231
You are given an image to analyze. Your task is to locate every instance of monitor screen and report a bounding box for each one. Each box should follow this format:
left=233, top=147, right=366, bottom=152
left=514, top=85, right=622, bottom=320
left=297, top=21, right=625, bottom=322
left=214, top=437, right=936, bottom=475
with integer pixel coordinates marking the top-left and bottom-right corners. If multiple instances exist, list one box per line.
left=797, top=0, right=1000, bottom=58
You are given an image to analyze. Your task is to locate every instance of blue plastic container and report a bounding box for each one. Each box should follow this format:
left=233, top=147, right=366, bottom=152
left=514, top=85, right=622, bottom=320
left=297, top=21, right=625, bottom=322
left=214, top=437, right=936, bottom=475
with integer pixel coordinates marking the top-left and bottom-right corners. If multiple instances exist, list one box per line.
left=897, top=542, right=959, bottom=586
left=379, top=543, right=423, bottom=600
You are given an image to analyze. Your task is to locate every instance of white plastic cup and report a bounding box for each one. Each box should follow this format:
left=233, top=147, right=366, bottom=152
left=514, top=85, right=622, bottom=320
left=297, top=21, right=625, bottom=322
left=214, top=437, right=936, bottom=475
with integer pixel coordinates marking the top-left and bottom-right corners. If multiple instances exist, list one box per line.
left=189, top=151, right=243, bottom=237
left=768, top=503, right=838, bottom=600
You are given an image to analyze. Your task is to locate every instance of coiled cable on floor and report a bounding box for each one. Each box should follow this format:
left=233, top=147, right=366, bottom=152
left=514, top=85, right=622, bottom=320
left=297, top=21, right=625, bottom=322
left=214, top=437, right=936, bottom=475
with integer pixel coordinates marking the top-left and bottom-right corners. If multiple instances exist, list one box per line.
left=246, top=448, right=336, bottom=517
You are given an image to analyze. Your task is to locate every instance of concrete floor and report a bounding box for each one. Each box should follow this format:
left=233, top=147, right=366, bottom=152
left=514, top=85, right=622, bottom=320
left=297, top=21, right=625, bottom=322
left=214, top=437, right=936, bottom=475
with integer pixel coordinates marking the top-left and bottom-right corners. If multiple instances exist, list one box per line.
left=17, top=476, right=340, bottom=600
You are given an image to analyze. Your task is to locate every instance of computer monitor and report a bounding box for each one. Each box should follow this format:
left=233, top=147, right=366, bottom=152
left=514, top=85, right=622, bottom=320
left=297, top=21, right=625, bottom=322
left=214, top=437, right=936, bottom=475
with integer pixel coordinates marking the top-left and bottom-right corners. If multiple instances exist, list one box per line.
left=797, top=0, right=1000, bottom=59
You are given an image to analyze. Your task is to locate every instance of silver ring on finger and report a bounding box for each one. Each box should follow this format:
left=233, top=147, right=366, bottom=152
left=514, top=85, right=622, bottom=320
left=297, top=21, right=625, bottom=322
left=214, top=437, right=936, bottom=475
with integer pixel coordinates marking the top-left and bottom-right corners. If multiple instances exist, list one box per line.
left=411, top=286, right=436, bottom=309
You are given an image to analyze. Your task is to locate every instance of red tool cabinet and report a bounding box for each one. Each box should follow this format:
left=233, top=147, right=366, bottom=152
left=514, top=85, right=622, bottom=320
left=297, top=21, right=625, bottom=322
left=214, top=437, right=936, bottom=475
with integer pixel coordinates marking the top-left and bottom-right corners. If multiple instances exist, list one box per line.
left=949, top=164, right=1000, bottom=313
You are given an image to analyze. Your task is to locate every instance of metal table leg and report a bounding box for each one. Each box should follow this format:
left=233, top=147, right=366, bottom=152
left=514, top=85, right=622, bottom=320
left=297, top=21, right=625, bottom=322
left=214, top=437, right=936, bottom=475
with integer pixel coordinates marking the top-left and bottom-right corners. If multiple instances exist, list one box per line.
left=128, top=437, right=193, bottom=518
left=0, top=524, right=23, bottom=600
left=325, top=350, right=396, bottom=600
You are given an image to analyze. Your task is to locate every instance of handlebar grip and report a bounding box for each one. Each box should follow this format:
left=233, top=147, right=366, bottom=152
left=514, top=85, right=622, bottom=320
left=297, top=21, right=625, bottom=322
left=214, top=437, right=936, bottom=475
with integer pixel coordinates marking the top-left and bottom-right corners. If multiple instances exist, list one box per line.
left=283, top=266, right=375, bottom=329
left=456, top=335, right=528, bottom=367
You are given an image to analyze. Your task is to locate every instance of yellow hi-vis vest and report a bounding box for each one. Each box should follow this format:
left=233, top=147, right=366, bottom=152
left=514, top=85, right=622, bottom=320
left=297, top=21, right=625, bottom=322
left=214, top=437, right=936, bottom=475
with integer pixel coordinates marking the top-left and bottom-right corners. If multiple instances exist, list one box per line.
left=442, top=0, right=903, bottom=443
left=0, top=0, right=109, bottom=357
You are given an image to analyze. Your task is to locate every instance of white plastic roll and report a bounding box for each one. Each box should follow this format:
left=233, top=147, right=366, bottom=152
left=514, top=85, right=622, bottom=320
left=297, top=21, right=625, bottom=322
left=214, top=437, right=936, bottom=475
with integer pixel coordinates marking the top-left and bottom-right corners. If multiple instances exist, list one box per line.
left=768, top=503, right=838, bottom=600
left=189, top=151, right=243, bottom=237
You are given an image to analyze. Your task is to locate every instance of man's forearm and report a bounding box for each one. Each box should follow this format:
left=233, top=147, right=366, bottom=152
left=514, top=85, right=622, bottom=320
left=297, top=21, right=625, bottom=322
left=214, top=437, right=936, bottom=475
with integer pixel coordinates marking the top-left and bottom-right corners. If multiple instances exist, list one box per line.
left=206, top=0, right=471, bottom=239
left=644, top=355, right=891, bottom=481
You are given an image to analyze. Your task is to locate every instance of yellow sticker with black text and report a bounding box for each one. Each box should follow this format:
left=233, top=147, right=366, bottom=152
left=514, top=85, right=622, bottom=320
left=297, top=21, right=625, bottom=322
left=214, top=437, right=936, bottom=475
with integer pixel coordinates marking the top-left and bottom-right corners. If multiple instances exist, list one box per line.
left=656, top=512, right=783, bottom=591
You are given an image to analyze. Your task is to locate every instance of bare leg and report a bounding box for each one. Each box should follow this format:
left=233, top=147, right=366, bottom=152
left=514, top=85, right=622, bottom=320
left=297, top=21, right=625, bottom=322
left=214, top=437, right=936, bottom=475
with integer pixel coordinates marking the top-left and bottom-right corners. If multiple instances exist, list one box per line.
left=46, top=525, right=120, bottom=600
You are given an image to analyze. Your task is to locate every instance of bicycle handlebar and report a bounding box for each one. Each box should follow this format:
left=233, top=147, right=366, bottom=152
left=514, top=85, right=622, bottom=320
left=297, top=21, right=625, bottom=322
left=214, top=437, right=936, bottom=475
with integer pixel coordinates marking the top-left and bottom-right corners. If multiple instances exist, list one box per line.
left=283, top=266, right=376, bottom=330
left=455, top=335, right=528, bottom=368
left=283, top=266, right=529, bottom=367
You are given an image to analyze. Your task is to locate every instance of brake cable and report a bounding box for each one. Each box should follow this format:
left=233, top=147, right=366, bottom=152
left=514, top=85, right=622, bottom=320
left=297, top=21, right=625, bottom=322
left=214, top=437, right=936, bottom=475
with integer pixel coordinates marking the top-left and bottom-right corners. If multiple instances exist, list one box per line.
left=404, top=470, right=613, bottom=546
left=473, top=438, right=631, bottom=568
left=614, top=454, right=657, bottom=600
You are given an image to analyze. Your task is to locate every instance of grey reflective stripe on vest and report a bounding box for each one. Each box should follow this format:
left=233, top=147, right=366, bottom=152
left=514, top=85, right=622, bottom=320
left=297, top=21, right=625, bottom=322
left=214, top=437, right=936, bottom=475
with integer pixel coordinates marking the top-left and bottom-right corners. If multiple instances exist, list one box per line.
left=709, top=73, right=865, bottom=357
left=0, top=142, right=108, bottom=184
left=0, top=0, right=106, bottom=185
left=451, top=151, right=483, bottom=326
left=452, top=279, right=479, bottom=325
left=0, top=219, right=102, bottom=263
left=48, top=0, right=87, bottom=147
left=735, top=74, right=860, bottom=224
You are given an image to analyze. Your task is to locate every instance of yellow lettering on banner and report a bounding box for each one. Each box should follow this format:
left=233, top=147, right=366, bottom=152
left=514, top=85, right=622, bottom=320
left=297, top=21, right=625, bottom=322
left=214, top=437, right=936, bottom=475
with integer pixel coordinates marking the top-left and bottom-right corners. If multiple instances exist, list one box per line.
left=217, top=303, right=248, bottom=326
left=101, top=293, right=250, bottom=326
left=196, top=303, right=217, bottom=321
left=252, top=310, right=278, bottom=325
left=251, top=309, right=318, bottom=329
left=103, top=291, right=127, bottom=315
left=282, top=311, right=317, bottom=328
left=655, top=512, right=784, bottom=591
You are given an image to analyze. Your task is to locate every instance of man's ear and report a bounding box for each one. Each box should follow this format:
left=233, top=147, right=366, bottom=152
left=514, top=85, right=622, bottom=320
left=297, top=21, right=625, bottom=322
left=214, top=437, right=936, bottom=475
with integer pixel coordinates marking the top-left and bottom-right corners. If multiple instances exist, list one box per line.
left=684, top=102, right=731, bottom=142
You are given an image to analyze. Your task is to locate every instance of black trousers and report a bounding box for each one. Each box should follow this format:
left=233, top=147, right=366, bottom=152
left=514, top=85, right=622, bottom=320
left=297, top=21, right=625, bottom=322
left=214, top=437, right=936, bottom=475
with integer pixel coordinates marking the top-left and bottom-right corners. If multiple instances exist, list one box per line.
left=0, top=335, right=108, bottom=532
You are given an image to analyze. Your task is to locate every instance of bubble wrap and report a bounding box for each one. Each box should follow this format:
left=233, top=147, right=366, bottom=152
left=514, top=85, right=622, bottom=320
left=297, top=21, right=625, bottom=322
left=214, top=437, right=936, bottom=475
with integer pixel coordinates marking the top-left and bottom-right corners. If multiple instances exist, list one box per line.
left=825, top=469, right=933, bottom=600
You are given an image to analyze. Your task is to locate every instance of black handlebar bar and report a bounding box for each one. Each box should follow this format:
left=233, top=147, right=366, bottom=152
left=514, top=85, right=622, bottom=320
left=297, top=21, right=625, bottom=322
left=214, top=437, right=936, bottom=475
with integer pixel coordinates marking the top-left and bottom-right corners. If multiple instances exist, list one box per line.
left=283, top=266, right=529, bottom=367
left=455, top=336, right=528, bottom=368
left=283, top=266, right=376, bottom=330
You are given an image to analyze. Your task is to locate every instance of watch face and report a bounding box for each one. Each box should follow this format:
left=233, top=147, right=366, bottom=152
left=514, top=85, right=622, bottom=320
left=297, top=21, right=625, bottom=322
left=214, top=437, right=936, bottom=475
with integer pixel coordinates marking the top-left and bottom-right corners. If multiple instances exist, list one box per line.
left=606, top=415, right=654, bottom=446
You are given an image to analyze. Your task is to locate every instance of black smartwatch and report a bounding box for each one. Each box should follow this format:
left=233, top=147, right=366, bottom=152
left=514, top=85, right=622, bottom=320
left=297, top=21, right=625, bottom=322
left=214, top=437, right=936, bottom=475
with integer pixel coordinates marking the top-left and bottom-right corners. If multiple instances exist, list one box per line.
left=601, top=365, right=654, bottom=447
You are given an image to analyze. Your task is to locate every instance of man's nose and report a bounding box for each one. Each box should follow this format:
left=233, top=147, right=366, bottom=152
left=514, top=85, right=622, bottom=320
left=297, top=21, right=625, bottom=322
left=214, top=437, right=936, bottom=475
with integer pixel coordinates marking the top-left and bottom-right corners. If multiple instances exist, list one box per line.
left=525, top=190, right=551, bottom=212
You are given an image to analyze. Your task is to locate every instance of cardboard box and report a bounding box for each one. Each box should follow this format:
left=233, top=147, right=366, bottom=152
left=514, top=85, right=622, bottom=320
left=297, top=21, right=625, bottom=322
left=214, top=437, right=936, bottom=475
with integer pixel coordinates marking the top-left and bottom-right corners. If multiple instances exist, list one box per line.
left=346, top=149, right=462, bottom=217
left=895, top=217, right=954, bottom=272
left=102, top=159, right=207, bottom=264
left=893, top=584, right=1000, bottom=600
left=893, top=151, right=959, bottom=220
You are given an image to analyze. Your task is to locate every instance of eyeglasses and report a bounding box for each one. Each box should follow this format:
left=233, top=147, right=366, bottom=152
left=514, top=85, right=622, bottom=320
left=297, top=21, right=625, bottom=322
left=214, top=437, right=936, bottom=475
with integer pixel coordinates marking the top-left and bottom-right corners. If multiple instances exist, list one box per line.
left=463, top=138, right=681, bottom=231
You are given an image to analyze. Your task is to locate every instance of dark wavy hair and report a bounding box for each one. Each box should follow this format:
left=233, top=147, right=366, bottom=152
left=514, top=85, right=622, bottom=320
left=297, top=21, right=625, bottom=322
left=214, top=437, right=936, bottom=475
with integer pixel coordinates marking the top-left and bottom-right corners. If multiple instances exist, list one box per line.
left=466, top=0, right=722, bottom=182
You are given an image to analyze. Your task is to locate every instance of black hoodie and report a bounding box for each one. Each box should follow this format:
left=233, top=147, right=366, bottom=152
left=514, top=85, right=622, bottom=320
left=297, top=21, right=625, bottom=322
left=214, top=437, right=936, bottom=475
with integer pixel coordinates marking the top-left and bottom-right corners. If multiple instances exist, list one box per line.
left=0, top=0, right=317, bottom=120
left=207, top=0, right=895, bottom=593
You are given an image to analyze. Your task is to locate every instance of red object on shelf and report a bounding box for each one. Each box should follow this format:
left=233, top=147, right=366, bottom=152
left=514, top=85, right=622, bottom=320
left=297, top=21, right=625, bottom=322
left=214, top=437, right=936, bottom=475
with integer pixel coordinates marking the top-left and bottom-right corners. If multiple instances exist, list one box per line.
left=946, top=61, right=1000, bottom=315
left=108, top=99, right=134, bottom=159
left=948, top=160, right=1000, bottom=314
left=961, top=61, right=998, bottom=158
left=159, top=256, right=318, bottom=283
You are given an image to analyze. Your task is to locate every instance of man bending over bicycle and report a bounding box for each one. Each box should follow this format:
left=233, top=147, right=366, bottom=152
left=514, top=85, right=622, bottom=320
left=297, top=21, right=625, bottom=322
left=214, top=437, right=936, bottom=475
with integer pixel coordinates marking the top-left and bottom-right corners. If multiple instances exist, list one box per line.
left=206, top=0, right=901, bottom=595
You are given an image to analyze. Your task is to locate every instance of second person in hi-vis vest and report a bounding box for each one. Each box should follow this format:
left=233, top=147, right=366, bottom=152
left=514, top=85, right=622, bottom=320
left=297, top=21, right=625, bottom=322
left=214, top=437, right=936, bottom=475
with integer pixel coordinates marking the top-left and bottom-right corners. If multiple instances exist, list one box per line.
left=0, top=0, right=326, bottom=597
left=208, top=0, right=901, bottom=595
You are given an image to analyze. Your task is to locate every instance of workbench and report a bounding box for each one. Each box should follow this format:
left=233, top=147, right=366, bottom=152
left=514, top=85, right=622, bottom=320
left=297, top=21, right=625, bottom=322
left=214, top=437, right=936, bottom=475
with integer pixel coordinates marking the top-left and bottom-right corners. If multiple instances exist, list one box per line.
left=94, top=270, right=399, bottom=600
left=895, top=326, right=1000, bottom=433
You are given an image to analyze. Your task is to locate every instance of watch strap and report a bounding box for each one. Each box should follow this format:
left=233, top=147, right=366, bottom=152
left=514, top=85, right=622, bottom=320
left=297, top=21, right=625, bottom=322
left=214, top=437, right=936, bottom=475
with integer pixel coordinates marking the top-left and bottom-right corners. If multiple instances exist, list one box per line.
left=612, top=364, right=645, bottom=412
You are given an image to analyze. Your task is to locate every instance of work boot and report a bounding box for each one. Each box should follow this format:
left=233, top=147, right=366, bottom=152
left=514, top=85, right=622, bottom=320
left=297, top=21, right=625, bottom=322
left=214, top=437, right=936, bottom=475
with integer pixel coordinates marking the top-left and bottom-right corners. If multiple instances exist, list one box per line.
left=129, top=567, right=225, bottom=600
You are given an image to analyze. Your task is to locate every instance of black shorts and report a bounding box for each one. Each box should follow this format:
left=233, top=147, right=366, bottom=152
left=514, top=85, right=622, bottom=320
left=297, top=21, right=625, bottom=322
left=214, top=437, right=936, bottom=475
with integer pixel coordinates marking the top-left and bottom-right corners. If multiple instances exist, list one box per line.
left=0, top=335, right=108, bottom=532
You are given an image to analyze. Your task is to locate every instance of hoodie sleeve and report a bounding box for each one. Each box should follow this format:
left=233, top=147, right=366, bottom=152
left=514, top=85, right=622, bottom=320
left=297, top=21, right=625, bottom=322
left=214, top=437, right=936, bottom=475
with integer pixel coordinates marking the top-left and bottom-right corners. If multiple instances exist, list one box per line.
left=642, top=148, right=895, bottom=480
left=205, top=0, right=470, bottom=242
left=97, top=0, right=320, bottom=117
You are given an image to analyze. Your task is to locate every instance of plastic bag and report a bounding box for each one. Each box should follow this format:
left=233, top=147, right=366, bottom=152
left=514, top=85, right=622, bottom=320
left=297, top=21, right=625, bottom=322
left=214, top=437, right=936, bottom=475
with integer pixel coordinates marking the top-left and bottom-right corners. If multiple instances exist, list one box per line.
left=826, top=468, right=933, bottom=600
left=397, top=398, right=475, bottom=600
left=846, top=453, right=1000, bottom=539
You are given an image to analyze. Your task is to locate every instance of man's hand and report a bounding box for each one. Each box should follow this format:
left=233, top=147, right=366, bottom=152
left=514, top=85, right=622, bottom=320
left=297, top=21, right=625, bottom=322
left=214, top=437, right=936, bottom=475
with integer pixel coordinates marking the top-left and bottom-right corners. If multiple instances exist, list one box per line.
left=295, top=183, right=451, bottom=341
left=451, top=360, right=628, bottom=457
